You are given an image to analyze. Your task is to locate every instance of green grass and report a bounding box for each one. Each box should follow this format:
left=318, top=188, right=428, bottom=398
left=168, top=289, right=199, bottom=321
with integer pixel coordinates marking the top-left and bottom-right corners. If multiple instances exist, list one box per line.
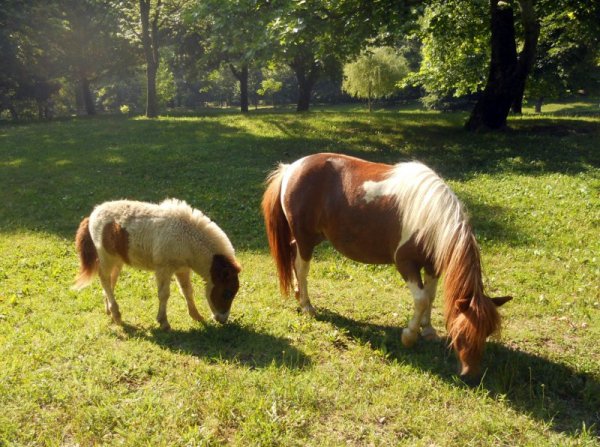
left=0, top=102, right=599, bottom=446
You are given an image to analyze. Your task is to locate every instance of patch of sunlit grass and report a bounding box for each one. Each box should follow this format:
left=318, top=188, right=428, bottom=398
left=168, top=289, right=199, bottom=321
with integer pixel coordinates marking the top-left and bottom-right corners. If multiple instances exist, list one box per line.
left=0, top=103, right=598, bottom=445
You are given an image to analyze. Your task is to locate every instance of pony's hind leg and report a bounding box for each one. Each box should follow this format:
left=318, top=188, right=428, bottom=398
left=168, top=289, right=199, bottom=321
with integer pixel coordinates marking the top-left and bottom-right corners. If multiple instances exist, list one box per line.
left=420, top=273, right=439, bottom=341
left=155, top=269, right=173, bottom=330
left=175, top=270, right=204, bottom=323
left=98, top=258, right=122, bottom=324
left=293, top=245, right=316, bottom=316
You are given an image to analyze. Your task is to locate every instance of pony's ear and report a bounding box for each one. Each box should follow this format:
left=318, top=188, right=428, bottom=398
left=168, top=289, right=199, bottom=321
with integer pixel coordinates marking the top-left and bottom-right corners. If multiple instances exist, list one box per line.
left=491, top=296, right=512, bottom=307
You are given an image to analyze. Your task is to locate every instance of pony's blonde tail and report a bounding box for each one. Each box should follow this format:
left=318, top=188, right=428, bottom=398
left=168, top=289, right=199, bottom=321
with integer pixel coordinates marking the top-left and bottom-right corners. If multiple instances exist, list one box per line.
left=261, top=164, right=294, bottom=296
left=443, top=224, right=500, bottom=375
left=73, top=217, right=99, bottom=290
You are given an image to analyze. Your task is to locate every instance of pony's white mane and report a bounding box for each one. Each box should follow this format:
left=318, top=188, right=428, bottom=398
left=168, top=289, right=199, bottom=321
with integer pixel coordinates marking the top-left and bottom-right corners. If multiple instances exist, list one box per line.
left=158, top=198, right=236, bottom=259
left=388, top=162, right=467, bottom=270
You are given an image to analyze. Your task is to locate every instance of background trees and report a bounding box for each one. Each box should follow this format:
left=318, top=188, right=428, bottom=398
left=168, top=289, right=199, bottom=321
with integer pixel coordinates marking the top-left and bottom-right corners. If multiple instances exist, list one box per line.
left=0, top=0, right=598, bottom=124
left=342, top=47, right=408, bottom=111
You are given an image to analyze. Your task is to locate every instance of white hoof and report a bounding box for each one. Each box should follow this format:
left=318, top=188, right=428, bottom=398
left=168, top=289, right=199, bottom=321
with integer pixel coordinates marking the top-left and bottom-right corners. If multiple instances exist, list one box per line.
left=401, top=328, right=418, bottom=347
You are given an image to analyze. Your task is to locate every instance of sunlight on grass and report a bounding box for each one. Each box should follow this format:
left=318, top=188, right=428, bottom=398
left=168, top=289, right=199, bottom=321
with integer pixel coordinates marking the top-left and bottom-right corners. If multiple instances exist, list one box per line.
left=0, top=106, right=598, bottom=445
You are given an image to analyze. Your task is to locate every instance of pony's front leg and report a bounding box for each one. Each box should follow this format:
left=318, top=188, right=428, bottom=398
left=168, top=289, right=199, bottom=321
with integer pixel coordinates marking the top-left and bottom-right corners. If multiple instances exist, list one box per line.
left=155, top=269, right=173, bottom=330
left=401, top=281, right=430, bottom=348
left=420, top=273, right=440, bottom=341
left=175, top=270, right=204, bottom=323
left=293, top=247, right=316, bottom=316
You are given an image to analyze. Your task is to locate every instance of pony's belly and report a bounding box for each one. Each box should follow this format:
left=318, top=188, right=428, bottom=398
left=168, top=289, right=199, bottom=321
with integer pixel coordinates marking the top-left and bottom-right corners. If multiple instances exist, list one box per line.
left=327, top=234, right=395, bottom=265
left=127, top=251, right=157, bottom=271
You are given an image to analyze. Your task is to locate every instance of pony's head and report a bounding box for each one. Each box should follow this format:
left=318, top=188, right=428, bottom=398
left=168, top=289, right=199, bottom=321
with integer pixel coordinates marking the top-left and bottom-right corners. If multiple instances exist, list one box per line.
left=450, top=295, right=512, bottom=379
left=206, top=254, right=241, bottom=323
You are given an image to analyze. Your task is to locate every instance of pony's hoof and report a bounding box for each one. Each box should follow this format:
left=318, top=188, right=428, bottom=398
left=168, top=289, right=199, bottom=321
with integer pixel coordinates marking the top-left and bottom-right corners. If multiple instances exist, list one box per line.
left=159, top=321, right=171, bottom=331
left=421, top=327, right=439, bottom=342
left=301, top=305, right=317, bottom=317
left=111, top=312, right=122, bottom=325
left=401, top=328, right=418, bottom=347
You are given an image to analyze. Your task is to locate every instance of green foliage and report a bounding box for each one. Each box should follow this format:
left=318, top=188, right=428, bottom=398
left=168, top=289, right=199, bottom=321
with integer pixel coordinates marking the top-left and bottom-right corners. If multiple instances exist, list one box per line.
left=188, top=0, right=274, bottom=73
left=408, top=0, right=600, bottom=109
left=404, top=0, right=489, bottom=101
left=0, top=104, right=599, bottom=444
left=156, top=60, right=177, bottom=107
left=342, top=47, right=408, bottom=109
left=527, top=0, right=600, bottom=103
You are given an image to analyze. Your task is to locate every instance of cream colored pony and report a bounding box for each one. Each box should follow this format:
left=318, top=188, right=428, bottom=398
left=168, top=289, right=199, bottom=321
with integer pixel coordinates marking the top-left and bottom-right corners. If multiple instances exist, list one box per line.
left=74, top=199, right=241, bottom=329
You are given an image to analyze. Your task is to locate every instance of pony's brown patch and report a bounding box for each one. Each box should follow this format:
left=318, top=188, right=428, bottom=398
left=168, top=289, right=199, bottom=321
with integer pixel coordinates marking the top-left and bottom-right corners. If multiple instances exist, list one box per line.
left=74, top=217, right=99, bottom=288
left=102, top=222, right=130, bottom=263
left=210, top=254, right=241, bottom=314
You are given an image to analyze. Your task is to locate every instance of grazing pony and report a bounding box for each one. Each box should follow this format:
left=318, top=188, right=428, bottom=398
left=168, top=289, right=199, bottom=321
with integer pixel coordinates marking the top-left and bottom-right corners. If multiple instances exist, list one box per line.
left=262, top=153, right=511, bottom=378
left=74, top=199, right=241, bottom=329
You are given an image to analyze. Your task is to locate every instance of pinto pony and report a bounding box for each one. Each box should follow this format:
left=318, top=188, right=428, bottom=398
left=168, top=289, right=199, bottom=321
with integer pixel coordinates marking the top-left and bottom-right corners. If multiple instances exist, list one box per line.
left=74, top=199, right=241, bottom=329
left=262, top=153, right=511, bottom=378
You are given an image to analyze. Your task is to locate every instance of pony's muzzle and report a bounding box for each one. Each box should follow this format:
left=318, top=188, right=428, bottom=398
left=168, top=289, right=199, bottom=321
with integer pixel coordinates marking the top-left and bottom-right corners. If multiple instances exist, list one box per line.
left=213, top=311, right=229, bottom=324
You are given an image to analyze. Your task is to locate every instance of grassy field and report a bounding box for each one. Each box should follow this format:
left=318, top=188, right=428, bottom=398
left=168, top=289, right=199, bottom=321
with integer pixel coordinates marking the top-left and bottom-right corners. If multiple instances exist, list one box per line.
left=0, top=102, right=599, bottom=446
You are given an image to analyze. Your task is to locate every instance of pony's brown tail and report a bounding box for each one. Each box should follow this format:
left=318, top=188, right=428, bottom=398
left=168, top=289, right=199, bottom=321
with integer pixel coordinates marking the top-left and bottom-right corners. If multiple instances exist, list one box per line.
left=261, top=164, right=294, bottom=296
left=443, top=224, right=501, bottom=376
left=73, top=217, right=99, bottom=290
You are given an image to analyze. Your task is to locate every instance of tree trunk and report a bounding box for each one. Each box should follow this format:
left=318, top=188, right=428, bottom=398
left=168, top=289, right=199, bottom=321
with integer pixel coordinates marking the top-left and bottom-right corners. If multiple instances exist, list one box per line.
left=511, top=0, right=539, bottom=114
left=146, top=62, right=158, bottom=117
left=466, top=0, right=539, bottom=131
left=534, top=97, right=543, bottom=113
left=80, top=77, right=96, bottom=116
left=230, top=63, right=249, bottom=113
left=140, top=0, right=160, bottom=118
left=291, top=54, right=319, bottom=112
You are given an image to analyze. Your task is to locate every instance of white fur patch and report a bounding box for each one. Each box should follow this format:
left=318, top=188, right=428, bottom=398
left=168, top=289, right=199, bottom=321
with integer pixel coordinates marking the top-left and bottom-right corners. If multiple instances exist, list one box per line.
left=280, top=157, right=306, bottom=221
left=362, top=178, right=397, bottom=204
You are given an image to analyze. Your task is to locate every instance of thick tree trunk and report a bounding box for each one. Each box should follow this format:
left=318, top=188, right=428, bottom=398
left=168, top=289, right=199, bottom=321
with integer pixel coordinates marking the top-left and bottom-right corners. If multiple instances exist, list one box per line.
left=291, top=54, right=319, bottom=112
left=465, top=1, right=518, bottom=131
left=466, top=0, right=539, bottom=131
left=296, top=79, right=312, bottom=112
left=230, top=63, right=249, bottom=113
left=80, top=77, right=96, bottom=116
left=140, top=0, right=160, bottom=118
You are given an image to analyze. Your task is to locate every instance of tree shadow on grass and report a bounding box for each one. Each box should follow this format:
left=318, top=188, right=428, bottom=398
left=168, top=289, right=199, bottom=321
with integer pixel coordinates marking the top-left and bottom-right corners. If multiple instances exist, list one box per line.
left=316, top=308, right=600, bottom=438
left=120, top=321, right=310, bottom=370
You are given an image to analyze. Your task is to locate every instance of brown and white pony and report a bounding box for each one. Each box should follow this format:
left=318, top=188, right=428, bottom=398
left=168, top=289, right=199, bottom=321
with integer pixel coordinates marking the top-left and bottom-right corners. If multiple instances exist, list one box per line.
left=262, top=153, right=511, bottom=378
left=74, top=199, right=241, bottom=329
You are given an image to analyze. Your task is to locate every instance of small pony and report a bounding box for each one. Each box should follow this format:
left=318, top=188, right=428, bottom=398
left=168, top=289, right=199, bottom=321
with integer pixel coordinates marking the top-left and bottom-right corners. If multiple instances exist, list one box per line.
left=262, top=153, right=511, bottom=378
left=74, top=199, right=241, bottom=329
